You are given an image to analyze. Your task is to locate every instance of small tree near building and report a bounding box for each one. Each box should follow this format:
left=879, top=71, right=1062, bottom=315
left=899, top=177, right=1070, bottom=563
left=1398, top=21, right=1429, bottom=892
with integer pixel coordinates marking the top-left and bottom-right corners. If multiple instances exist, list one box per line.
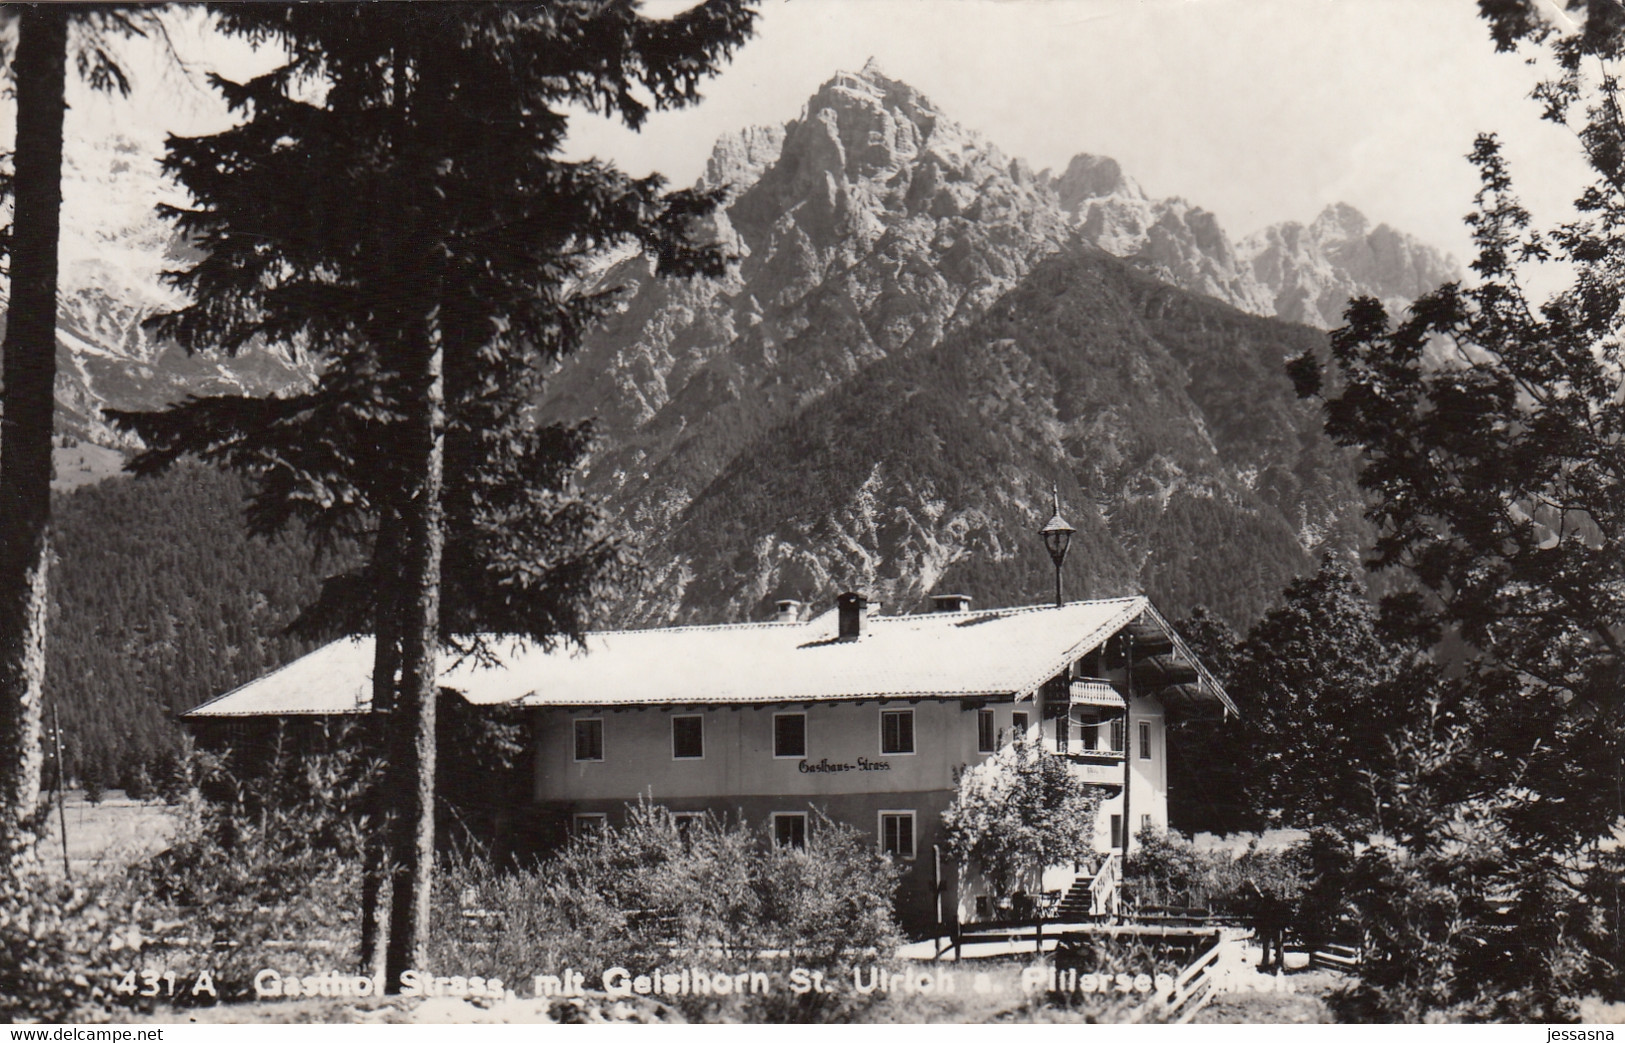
left=941, top=736, right=1102, bottom=903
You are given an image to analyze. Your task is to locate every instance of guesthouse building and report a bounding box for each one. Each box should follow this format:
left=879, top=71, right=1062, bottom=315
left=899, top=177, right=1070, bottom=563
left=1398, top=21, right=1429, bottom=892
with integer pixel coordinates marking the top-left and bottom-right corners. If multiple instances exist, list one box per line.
left=187, top=590, right=1234, bottom=933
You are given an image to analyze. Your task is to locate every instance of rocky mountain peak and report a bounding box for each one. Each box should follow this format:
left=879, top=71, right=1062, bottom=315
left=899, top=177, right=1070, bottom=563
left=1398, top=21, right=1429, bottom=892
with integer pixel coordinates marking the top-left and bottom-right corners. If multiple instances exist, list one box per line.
left=777, top=61, right=964, bottom=189
left=698, top=124, right=787, bottom=195
left=1239, top=202, right=1458, bottom=328
left=724, top=62, right=1047, bottom=263
left=546, top=64, right=1072, bottom=547
left=542, top=70, right=1460, bottom=558
left=1309, top=201, right=1372, bottom=242
left=1058, top=161, right=1275, bottom=317
left=1050, top=153, right=1145, bottom=214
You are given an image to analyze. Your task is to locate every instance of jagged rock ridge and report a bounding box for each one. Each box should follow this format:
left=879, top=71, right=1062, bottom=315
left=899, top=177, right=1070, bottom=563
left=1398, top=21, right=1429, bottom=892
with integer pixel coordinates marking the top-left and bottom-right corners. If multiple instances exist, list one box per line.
left=1048, top=154, right=1458, bottom=327
left=537, top=63, right=1426, bottom=625
left=1240, top=202, right=1459, bottom=328
left=542, top=62, right=1073, bottom=541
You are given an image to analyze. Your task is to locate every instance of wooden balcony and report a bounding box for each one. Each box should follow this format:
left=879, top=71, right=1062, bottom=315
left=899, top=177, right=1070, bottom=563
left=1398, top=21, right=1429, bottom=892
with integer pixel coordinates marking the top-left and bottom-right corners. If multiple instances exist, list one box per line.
left=1069, top=678, right=1125, bottom=711
left=1069, top=759, right=1127, bottom=785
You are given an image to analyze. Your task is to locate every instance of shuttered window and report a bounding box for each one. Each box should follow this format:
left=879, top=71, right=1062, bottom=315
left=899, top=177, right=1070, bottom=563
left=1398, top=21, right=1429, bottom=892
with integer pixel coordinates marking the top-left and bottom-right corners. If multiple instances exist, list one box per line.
left=880, top=710, right=914, bottom=755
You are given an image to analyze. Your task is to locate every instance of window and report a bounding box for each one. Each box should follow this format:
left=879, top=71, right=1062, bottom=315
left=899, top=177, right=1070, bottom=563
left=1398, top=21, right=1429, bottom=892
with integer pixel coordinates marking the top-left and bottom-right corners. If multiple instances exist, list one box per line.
left=1012, top=711, right=1028, bottom=737
left=1110, top=717, right=1126, bottom=755
left=1110, top=814, right=1123, bottom=850
left=977, top=709, right=996, bottom=753
left=773, top=713, right=806, bottom=758
left=1139, top=720, right=1152, bottom=760
left=1055, top=715, right=1069, bottom=754
left=672, top=812, right=705, bottom=842
left=573, top=718, right=603, bottom=762
left=772, top=812, right=807, bottom=848
left=1082, top=720, right=1099, bottom=751
left=880, top=709, right=914, bottom=755
left=572, top=812, right=607, bottom=835
left=1141, top=814, right=1153, bottom=835
left=879, top=811, right=915, bottom=860
left=672, top=715, right=704, bottom=760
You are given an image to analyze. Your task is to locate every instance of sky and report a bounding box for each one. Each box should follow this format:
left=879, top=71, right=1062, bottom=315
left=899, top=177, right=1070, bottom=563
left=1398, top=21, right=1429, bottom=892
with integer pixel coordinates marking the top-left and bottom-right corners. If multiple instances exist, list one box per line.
left=556, top=0, right=1590, bottom=265
left=50, top=0, right=1595, bottom=269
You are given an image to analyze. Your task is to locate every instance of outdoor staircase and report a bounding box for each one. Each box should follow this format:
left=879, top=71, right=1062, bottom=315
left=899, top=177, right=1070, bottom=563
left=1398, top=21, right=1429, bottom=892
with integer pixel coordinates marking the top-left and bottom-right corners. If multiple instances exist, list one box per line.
left=1055, top=853, right=1120, bottom=921
left=1055, top=877, right=1093, bottom=920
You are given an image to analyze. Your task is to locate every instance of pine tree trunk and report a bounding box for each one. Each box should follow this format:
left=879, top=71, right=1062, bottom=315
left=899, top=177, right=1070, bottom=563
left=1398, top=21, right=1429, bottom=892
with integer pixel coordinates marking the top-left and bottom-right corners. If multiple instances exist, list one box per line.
left=359, top=827, right=393, bottom=979
left=360, top=518, right=401, bottom=977
left=382, top=313, right=445, bottom=988
left=0, top=7, right=69, bottom=866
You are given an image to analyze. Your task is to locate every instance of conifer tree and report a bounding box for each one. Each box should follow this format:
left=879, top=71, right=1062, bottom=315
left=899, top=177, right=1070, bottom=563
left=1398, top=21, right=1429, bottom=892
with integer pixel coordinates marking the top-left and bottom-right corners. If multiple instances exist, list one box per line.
left=1226, top=557, right=1428, bottom=830
left=0, top=5, right=69, bottom=868
left=1, top=5, right=166, bottom=864
left=114, top=1, right=755, bottom=985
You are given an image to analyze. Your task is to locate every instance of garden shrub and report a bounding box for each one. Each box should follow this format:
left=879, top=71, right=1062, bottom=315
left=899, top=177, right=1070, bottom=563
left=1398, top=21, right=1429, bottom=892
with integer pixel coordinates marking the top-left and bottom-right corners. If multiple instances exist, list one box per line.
left=0, top=862, right=158, bottom=1022
left=1329, top=831, right=1623, bottom=1023
left=133, top=726, right=374, bottom=1001
left=1, top=729, right=378, bottom=1020
left=1123, top=828, right=1240, bottom=909
left=433, top=801, right=904, bottom=1022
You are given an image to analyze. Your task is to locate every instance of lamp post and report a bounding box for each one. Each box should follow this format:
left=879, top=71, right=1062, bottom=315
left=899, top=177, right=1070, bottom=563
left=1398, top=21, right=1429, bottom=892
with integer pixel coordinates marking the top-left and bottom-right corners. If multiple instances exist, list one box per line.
left=1039, top=484, right=1075, bottom=607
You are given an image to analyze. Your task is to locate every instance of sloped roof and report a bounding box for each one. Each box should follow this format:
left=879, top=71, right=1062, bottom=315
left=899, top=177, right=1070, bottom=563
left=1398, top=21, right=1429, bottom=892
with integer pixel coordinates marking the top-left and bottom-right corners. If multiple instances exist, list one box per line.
left=185, top=595, right=1232, bottom=717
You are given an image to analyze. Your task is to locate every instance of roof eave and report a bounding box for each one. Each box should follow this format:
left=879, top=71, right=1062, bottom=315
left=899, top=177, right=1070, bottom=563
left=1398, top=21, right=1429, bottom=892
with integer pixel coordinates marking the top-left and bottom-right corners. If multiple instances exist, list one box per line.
left=1136, top=601, right=1239, bottom=715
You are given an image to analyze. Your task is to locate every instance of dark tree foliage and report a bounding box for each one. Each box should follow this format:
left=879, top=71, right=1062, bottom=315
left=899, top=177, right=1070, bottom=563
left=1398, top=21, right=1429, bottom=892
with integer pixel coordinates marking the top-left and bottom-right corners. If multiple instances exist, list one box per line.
left=113, top=1, right=759, bottom=655
left=1170, top=561, right=1427, bottom=836
left=109, top=1, right=756, bottom=985
left=1291, top=1, right=1625, bottom=850
left=1166, top=608, right=1255, bottom=834
left=1229, top=557, right=1429, bottom=831
left=1288, top=0, right=1625, bottom=1016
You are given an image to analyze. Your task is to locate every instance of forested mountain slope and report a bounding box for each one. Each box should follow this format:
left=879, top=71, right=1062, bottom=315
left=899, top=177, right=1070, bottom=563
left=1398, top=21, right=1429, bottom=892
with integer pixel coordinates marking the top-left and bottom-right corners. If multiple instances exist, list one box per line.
left=47, top=465, right=335, bottom=789
left=635, top=242, right=1364, bottom=627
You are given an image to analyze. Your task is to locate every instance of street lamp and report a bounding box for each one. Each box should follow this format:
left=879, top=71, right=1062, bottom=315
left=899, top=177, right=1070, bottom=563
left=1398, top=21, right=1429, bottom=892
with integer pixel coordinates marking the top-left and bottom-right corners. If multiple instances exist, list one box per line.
left=1039, top=483, right=1075, bottom=607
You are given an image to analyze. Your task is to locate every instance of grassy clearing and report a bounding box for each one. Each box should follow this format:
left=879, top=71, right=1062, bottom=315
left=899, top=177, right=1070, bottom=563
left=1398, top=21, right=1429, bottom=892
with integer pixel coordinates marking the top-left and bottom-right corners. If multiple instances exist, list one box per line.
left=34, top=791, right=179, bottom=879
left=52, top=443, right=127, bottom=492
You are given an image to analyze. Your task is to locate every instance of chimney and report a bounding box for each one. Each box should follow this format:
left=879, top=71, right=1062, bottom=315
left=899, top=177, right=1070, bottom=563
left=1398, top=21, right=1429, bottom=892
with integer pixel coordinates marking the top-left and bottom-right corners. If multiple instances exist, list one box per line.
left=930, top=593, right=973, bottom=613
left=836, top=591, right=870, bottom=640
left=774, top=599, right=802, bottom=623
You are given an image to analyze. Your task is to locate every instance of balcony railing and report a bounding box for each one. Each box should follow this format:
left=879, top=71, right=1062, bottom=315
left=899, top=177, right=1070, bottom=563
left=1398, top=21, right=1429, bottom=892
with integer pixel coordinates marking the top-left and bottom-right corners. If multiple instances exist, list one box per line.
left=1069, top=678, right=1125, bottom=709
left=1069, top=744, right=1126, bottom=760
